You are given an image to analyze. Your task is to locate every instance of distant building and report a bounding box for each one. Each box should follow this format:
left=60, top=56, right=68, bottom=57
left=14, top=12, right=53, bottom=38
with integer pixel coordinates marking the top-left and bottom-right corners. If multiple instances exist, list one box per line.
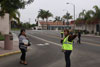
left=36, top=20, right=75, bottom=30
left=75, top=20, right=100, bottom=33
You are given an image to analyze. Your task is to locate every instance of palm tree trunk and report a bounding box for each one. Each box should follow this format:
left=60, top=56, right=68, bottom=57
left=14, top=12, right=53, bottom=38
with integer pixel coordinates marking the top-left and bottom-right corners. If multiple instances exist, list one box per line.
left=46, top=18, right=48, bottom=30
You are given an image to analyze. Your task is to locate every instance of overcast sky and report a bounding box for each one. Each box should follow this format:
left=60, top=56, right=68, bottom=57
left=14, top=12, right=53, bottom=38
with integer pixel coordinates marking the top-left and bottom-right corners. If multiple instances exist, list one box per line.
left=19, top=0, right=100, bottom=24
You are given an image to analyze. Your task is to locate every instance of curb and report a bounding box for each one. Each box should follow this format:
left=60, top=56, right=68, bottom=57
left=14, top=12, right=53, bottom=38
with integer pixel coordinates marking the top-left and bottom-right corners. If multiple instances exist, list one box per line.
left=82, top=35, right=100, bottom=38
left=0, top=50, right=21, bottom=57
left=0, top=47, right=31, bottom=57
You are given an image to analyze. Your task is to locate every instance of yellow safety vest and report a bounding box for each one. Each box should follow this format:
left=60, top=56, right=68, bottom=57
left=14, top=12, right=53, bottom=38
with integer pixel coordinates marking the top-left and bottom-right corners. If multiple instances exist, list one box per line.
left=61, top=32, right=64, bottom=34
left=62, top=35, right=73, bottom=50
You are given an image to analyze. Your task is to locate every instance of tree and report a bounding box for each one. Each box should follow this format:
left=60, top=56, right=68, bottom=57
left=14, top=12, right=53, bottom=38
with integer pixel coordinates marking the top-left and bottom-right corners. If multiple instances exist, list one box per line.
left=44, top=10, right=53, bottom=22
left=54, top=16, right=62, bottom=22
left=9, top=10, right=20, bottom=24
left=37, top=9, right=53, bottom=21
left=0, top=0, right=34, bottom=26
left=93, top=5, right=100, bottom=21
left=0, top=0, right=34, bottom=13
left=37, top=9, right=53, bottom=30
left=85, top=10, right=94, bottom=24
left=0, top=0, right=34, bottom=22
left=76, top=9, right=94, bottom=30
left=63, top=12, right=72, bottom=25
left=0, top=0, right=34, bottom=50
left=37, top=9, right=46, bottom=20
left=0, top=0, right=34, bottom=18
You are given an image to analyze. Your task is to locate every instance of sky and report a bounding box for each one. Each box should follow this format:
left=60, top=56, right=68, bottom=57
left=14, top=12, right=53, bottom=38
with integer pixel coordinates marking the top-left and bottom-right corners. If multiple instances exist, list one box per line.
left=19, top=0, right=100, bottom=24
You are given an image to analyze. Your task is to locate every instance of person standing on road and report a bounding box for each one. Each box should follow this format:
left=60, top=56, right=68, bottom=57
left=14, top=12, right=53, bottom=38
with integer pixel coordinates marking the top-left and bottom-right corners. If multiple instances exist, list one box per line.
left=60, top=30, right=64, bottom=44
left=19, top=29, right=31, bottom=65
left=77, top=30, right=81, bottom=44
left=61, top=30, right=64, bottom=38
left=61, top=29, right=77, bottom=67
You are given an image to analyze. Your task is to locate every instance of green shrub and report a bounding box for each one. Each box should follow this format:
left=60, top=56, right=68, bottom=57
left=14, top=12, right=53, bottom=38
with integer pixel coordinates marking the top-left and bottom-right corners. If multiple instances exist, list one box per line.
left=74, top=30, right=84, bottom=34
left=99, top=32, right=100, bottom=36
left=11, top=28, right=20, bottom=31
left=91, top=30, right=94, bottom=34
left=0, top=33, right=4, bottom=41
left=84, top=30, right=89, bottom=34
left=95, top=32, right=97, bottom=35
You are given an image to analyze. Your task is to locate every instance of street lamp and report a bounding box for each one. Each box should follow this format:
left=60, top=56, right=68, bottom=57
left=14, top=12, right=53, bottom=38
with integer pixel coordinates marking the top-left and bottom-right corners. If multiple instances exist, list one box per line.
left=66, top=2, right=75, bottom=21
left=66, top=2, right=75, bottom=30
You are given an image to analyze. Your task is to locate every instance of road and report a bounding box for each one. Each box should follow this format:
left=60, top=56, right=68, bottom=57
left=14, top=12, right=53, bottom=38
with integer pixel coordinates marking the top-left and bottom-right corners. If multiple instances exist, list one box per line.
left=0, top=30, right=100, bottom=67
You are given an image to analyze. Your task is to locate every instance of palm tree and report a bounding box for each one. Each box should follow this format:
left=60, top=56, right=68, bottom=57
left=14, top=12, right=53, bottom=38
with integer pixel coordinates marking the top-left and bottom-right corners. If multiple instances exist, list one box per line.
left=45, top=10, right=53, bottom=22
left=0, top=0, right=34, bottom=17
left=63, top=12, right=72, bottom=25
left=93, top=5, right=100, bottom=21
left=0, top=0, right=34, bottom=24
left=93, top=5, right=100, bottom=34
left=79, top=9, right=86, bottom=19
left=37, top=9, right=53, bottom=30
left=9, top=10, right=20, bottom=24
left=0, top=0, right=34, bottom=50
left=76, top=9, right=89, bottom=30
left=85, top=10, right=95, bottom=32
left=54, top=16, right=61, bottom=22
left=85, top=10, right=94, bottom=24
left=76, top=5, right=100, bottom=34
left=37, top=9, right=45, bottom=20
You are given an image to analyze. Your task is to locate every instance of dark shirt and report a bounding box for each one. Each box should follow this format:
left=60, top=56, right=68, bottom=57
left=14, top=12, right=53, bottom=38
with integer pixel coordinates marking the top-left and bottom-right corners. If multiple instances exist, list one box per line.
left=68, top=35, right=77, bottom=42
left=78, top=32, right=81, bottom=38
left=60, top=34, right=77, bottom=43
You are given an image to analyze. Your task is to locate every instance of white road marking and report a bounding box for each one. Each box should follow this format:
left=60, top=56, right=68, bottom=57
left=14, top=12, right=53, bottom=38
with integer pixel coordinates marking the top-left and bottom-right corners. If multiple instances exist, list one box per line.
left=37, top=44, right=45, bottom=46
left=37, top=43, right=50, bottom=46
left=27, top=33, right=62, bottom=47
left=44, top=43, right=49, bottom=45
left=27, top=33, right=100, bottom=47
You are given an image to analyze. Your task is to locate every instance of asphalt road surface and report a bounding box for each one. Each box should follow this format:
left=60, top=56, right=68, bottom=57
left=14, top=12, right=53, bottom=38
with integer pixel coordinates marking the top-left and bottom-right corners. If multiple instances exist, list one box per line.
left=0, top=30, right=100, bottom=67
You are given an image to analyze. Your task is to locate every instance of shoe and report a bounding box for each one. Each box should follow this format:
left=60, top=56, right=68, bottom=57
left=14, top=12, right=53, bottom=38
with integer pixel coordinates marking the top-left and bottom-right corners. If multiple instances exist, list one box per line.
left=20, top=61, right=24, bottom=64
left=23, top=61, right=28, bottom=65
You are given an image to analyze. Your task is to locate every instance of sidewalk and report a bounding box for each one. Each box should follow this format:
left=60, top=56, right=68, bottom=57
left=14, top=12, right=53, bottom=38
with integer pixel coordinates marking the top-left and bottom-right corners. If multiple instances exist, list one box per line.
left=82, top=34, right=100, bottom=38
left=0, top=33, right=20, bottom=57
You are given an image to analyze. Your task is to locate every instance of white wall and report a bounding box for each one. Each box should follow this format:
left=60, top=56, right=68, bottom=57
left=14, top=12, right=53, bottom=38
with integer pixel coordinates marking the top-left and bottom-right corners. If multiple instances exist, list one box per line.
left=0, top=14, right=10, bottom=35
left=75, top=24, right=97, bottom=33
left=75, top=24, right=85, bottom=30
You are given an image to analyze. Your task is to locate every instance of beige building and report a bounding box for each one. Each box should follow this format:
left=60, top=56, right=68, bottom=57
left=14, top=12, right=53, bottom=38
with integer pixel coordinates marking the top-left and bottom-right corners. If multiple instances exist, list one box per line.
left=36, top=20, right=75, bottom=30
left=75, top=21, right=100, bottom=33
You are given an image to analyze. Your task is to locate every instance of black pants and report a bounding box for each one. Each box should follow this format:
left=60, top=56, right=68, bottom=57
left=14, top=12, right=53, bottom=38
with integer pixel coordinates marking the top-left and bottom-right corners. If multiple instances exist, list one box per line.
left=61, top=33, right=63, bottom=38
left=64, top=50, right=72, bottom=67
left=77, top=37, right=81, bottom=44
left=20, top=49, right=26, bottom=61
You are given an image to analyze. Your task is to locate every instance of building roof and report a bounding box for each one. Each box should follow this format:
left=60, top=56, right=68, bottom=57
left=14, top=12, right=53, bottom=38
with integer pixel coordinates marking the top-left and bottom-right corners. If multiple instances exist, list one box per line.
left=76, top=19, right=100, bottom=24
left=39, top=21, right=74, bottom=26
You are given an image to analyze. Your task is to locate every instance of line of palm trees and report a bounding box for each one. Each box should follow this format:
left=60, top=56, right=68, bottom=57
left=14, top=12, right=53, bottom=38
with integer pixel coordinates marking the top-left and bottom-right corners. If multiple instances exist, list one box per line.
left=75, top=5, right=100, bottom=32
left=37, top=9, right=72, bottom=29
left=37, top=9, right=72, bottom=22
left=76, top=5, right=100, bottom=25
left=37, top=5, right=100, bottom=30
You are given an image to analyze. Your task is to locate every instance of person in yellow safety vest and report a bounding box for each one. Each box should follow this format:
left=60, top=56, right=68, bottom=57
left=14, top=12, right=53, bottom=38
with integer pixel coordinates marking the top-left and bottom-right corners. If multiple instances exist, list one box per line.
left=61, top=29, right=77, bottom=67
left=60, top=30, right=64, bottom=38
